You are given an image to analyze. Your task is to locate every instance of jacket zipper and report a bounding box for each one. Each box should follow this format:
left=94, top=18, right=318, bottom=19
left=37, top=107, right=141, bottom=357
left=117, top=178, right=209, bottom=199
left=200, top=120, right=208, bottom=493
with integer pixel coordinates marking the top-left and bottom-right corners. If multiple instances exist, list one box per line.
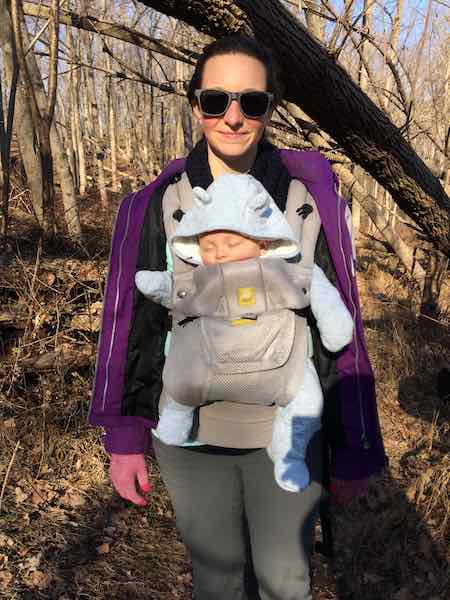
left=100, top=192, right=137, bottom=412
left=335, top=181, right=369, bottom=450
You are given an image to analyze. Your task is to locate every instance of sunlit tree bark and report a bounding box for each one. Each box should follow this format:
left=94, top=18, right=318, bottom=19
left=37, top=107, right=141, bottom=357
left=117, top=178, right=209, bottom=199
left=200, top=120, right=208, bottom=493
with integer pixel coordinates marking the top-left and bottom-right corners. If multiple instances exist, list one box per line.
left=137, top=0, right=450, bottom=257
left=285, top=103, right=425, bottom=280
left=19, top=4, right=82, bottom=241
left=1, top=0, right=43, bottom=227
left=11, top=0, right=55, bottom=237
left=0, top=0, right=19, bottom=241
left=67, top=26, right=87, bottom=196
left=80, top=0, right=108, bottom=209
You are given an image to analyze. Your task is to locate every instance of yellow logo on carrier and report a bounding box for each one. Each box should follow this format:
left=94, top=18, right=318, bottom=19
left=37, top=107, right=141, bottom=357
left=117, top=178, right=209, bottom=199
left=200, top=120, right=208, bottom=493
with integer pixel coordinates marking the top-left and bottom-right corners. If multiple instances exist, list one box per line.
left=237, top=287, right=256, bottom=306
left=231, top=318, right=256, bottom=326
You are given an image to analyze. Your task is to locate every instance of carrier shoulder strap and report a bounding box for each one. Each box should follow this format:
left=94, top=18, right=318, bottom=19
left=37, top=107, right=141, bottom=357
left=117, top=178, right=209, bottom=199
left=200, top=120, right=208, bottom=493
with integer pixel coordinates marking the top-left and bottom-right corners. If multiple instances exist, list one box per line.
left=162, top=172, right=197, bottom=276
left=284, top=179, right=322, bottom=269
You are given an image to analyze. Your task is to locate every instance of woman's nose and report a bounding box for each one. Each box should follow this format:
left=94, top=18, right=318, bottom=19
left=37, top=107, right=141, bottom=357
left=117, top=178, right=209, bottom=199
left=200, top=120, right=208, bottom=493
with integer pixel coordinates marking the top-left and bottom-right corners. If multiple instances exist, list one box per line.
left=223, top=99, right=244, bottom=126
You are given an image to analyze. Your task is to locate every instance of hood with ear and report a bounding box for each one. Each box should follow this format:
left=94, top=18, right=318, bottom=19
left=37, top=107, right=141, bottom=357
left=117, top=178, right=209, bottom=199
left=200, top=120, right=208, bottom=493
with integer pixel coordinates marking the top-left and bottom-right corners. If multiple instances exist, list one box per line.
left=170, top=174, right=300, bottom=264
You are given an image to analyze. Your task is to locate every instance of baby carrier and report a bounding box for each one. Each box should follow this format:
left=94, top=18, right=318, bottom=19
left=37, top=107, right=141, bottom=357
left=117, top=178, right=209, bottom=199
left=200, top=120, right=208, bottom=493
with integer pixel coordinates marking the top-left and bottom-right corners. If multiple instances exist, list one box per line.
left=161, top=173, right=322, bottom=413
left=164, top=257, right=312, bottom=408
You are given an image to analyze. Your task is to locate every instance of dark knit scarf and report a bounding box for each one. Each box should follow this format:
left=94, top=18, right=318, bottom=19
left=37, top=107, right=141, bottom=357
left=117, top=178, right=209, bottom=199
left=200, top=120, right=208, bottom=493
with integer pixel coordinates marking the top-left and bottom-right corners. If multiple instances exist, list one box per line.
left=185, top=137, right=292, bottom=212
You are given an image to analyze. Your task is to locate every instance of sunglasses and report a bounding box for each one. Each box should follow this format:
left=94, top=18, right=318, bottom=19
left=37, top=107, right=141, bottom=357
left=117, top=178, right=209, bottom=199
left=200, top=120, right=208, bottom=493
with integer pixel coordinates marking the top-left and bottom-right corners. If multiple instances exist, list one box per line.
left=194, top=89, right=274, bottom=119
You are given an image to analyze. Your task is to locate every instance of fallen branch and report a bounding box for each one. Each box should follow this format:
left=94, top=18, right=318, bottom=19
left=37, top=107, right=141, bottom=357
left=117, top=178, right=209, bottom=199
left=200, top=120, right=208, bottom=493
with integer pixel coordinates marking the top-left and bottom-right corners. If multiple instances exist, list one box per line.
left=20, top=344, right=92, bottom=370
left=0, top=308, right=28, bottom=329
left=0, top=440, right=20, bottom=513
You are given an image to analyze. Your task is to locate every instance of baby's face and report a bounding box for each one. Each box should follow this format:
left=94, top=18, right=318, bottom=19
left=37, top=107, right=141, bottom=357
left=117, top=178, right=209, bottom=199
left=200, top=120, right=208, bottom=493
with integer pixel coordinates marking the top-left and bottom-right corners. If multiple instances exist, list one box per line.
left=199, top=230, right=266, bottom=265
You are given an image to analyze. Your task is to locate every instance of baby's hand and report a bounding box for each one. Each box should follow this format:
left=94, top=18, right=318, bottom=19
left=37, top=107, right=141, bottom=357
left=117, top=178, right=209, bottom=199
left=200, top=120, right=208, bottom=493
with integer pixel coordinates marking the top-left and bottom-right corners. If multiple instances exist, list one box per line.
left=310, top=264, right=353, bottom=352
left=135, top=270, right=172, bottom=308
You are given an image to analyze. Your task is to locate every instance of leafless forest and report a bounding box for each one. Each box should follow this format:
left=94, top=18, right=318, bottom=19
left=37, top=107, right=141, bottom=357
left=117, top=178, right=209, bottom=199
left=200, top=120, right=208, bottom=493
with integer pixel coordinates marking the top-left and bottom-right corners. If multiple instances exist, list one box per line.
left=0, top=1, right=449, bottom=599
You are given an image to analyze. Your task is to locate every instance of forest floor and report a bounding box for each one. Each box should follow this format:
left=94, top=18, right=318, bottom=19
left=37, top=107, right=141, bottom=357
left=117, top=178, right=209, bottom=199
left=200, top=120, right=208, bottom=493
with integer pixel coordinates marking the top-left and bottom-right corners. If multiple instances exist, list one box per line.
left=0, top=191, right=449, bottom=600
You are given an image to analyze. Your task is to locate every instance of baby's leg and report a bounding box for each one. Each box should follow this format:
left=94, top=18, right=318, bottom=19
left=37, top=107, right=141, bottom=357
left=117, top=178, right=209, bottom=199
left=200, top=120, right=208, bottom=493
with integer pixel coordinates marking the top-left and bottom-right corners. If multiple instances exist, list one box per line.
left=268, top=359, right=323, bottom=492
left=155, top=398, right=195, bottom=445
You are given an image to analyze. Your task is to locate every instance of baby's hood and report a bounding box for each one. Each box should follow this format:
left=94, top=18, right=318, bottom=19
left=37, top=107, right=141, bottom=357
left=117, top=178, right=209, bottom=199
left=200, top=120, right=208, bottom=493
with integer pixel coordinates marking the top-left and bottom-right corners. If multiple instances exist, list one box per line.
left=171, top=174, right=300, bottom=264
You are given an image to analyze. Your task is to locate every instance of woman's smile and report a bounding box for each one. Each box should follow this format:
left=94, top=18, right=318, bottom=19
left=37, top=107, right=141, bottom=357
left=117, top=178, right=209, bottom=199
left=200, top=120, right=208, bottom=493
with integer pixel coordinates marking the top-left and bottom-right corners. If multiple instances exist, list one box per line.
left=219, top=131, right=248, bottom=140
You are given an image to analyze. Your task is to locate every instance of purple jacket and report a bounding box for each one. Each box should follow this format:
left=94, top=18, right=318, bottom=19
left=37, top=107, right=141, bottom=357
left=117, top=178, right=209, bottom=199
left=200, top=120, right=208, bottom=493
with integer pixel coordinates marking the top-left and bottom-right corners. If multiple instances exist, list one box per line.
left=88, top=150, right=387, bottom=480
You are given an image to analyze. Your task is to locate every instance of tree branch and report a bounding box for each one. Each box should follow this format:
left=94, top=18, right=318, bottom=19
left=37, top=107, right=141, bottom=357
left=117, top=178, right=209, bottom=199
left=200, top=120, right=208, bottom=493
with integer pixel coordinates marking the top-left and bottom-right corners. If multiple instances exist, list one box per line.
left=136, top=0, right=450, bottom=256
left=23, top=0, right=199, bottom=65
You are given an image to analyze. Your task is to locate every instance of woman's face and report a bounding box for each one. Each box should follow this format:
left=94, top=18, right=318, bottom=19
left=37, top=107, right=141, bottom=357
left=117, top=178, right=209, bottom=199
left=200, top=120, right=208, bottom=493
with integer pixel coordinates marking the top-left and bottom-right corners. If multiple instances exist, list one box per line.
left=193, top=53, right=271, bottom=171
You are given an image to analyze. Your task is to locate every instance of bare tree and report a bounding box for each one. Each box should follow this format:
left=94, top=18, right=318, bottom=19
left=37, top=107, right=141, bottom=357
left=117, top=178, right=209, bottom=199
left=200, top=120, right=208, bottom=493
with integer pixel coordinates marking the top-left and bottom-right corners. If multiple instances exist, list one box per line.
left=135, top=0, right=450, bottom=257
left=283, top=102, right=425, bottom=280
left=66, top=25, right=87, bottom=196
left=11, top=0, right=59, bottom=239
left=2, top=0, right=44, bottom=228
left=23, top=0, right=197, bottom=65
left=8, top=1, right=83, bottom=241
left=79, top=1, right=108, bottom=209
left=0, top=0, right=19, bottom=243
left=14, top=0, right=448, bottom=278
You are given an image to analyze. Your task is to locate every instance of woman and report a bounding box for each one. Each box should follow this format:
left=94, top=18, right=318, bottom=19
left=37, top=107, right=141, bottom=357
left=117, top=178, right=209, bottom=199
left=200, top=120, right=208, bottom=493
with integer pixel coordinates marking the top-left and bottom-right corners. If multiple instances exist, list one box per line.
left=89, top=35, right=387, bottom=600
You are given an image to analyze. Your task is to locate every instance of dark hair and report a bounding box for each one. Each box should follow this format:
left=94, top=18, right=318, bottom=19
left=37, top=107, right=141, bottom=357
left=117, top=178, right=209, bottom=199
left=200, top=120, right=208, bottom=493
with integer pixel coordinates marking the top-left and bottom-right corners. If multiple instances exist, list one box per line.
left=187, top=35, right=284, bottom=107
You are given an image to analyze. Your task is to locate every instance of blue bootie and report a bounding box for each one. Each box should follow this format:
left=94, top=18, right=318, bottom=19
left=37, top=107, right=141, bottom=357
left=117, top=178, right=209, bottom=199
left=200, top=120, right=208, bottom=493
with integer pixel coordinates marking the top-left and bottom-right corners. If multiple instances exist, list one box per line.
left=274, top=415, right=321, bottom=493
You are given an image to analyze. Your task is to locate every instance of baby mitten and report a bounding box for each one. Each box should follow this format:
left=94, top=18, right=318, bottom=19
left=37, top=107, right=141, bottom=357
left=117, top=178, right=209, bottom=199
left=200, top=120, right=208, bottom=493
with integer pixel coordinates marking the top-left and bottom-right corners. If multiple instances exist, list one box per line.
left=156, top=399, right=195, bottom=445
left=135, top=270, right=173, bottom=309
left=310, top=264, right=353, bottom=352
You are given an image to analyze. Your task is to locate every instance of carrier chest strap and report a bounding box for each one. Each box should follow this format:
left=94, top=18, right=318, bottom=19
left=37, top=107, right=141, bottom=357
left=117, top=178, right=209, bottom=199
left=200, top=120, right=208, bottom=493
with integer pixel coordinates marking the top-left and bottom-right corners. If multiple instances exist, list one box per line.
left=172, top=258, right=312, bottom=319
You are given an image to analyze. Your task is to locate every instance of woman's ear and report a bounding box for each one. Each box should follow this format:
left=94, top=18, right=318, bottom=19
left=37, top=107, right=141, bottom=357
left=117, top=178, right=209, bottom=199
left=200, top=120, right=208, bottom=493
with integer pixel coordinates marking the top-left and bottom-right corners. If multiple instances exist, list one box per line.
left=259, top=107, right=274, bottom=134
left=192, top=103, right=203, bottom=124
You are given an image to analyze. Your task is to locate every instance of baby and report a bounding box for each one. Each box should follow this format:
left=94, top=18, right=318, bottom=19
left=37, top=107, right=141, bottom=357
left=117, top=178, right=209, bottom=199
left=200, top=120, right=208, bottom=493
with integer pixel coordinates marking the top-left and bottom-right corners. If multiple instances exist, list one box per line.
left=136, top=174, right=353, bottom=492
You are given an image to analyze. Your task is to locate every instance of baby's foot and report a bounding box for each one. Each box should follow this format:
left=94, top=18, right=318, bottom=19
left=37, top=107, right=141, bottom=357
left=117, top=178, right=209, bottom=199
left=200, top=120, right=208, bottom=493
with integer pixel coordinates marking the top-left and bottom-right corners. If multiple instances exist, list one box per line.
left=156, top=402, right=194, bottom=445
left=274, top=457, right=310, bottom=493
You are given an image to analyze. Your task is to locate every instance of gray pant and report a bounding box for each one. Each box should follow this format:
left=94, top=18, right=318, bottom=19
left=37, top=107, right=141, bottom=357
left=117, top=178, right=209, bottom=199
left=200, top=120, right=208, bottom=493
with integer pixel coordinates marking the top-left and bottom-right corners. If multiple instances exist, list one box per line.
left=153, top=433, right=323, bottom=600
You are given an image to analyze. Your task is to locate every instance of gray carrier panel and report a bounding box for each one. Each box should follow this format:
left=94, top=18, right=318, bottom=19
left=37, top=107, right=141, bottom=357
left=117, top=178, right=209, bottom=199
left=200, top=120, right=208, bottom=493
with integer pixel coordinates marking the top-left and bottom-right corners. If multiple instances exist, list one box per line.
left=163, top=259, right=310, bottom=408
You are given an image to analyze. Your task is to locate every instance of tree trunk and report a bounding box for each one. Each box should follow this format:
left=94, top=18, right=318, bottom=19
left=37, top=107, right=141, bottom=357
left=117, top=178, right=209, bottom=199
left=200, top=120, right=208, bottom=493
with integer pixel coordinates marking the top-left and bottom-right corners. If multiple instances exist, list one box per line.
left=410, top=0, right=433, bottom=104
left=80, top=1, right=108, bottom=210
left=138, top=0, right=450, bottom=257
left=383, top=0, right=404, bottom=111
left=353, top=0, right=373, bottom=247
left=17, top=13, right=82, bottom=241
left=440, top=51, right=450, bottom=195
left=420, top=252, right=448, bottom=317
left=285, top=102, right=425, bottom=280
left=10, top=0, right=51, bottom=233
left=351, top=167, right=362, bottom=245
left=0, top=1, right=44, bottom=227
left=67, top=26, right=87, bottom=196
left=0, top=0, right=19, bottom=242
left=52, top=126, right=82, bottom=241
left=334, top=163, right=425, bottom=281
left=9, top=92, right=44, bottom=226
left=175, top=57, right=185, bottom=157
left=106, top=53, right=119, bottom=192
left=303, top=0, right=325, bottom=42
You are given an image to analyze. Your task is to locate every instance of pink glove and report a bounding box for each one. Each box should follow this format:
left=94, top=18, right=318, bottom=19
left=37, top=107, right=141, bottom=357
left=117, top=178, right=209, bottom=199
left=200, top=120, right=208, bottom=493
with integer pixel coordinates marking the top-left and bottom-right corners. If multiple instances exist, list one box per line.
left=109, top=453, right=152, bottom=506
left=329, top=477, right=369, bottom=504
